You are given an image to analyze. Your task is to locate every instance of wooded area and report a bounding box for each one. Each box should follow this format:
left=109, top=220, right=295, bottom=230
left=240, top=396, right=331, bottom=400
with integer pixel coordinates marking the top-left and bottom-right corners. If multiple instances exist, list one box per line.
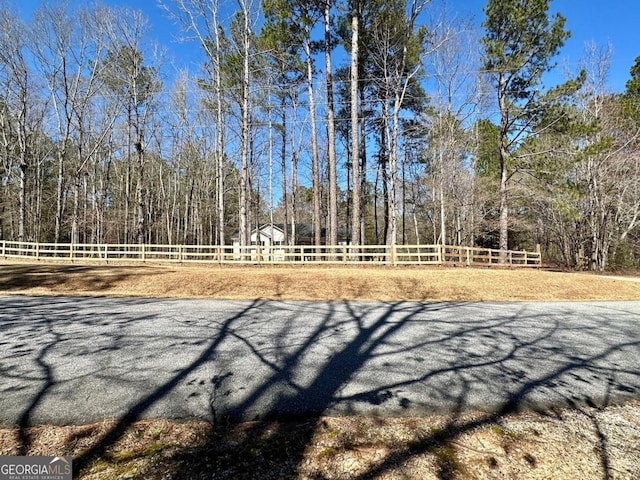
left=1, top=0, right=639, bottom=270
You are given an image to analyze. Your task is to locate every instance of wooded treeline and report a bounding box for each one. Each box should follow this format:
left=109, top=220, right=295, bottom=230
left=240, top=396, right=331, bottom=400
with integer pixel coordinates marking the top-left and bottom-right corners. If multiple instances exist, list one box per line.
left=1, top=0, right=639, bottom=270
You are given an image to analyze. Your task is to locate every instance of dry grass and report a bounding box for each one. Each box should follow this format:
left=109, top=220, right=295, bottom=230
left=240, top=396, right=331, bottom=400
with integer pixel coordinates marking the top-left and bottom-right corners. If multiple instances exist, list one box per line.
left=1, top=401, right=639, bottom=479
left=1, top=260, right=640, bottom=301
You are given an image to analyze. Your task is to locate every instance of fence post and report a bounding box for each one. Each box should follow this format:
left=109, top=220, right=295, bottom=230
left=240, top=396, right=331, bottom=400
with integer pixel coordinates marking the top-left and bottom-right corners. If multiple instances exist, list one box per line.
left=1, top=240, right=5, bottom=258
left=217, top=245, right=222, bottom=265
left=179, top=245, right=184, bottom=263
left=70, top=243, right=74, bottom=261
left=104, top=244, right=109, bottom=263
left=437, top=244, right=443, bottom=265
left=391, top=244, right=397, bottom=267
left=342, top=245, right=347, bottom=265
left=141, top=244, right=146, bottom=262
left=466, top=247, right=470, bottom=267
left=36, top=242, right=40, bottom=261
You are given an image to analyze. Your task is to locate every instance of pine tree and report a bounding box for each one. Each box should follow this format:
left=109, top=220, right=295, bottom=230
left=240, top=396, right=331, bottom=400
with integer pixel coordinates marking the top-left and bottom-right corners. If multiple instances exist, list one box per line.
left=482, top=0, right=570, bottom=256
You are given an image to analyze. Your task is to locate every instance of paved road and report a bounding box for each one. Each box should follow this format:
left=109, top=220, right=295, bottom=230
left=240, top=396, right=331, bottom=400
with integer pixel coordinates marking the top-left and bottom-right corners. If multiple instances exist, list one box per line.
left=1, top=296, right=639, bottom=427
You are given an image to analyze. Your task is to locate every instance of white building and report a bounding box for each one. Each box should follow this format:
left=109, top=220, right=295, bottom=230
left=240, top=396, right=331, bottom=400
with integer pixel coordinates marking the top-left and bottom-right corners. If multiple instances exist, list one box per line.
left=231, top=224, right=348, bottom=261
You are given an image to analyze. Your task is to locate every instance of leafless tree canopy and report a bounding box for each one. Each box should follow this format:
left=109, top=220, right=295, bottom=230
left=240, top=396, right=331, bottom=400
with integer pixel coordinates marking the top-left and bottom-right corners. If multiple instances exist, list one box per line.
left=0, top=0, right=638, bottom=270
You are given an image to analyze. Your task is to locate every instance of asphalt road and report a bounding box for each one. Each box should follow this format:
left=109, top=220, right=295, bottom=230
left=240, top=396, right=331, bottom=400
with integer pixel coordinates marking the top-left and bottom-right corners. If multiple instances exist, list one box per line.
left=1, top=296, right=639, bottom=427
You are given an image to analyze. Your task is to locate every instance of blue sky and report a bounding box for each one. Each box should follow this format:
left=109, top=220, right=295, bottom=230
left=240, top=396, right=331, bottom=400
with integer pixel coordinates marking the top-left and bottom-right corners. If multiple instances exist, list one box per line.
left=15, top=0, right=640, bottom=93
left=453, top=0, right=639, bottom=93
left=538, top=0, right=639, bottom=92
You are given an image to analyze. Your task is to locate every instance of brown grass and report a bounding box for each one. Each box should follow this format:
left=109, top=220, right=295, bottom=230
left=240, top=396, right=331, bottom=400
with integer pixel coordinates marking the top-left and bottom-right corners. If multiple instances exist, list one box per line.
left=1, top=401, right=639, bottom=479
left=1, top=261, right=639, bottom=301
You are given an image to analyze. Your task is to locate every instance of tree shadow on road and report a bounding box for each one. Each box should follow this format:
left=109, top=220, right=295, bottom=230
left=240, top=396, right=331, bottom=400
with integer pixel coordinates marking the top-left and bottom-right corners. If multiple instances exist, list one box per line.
left=167, top=301, right=639, bottom=480
left=2, top=297, right=639, bottom=478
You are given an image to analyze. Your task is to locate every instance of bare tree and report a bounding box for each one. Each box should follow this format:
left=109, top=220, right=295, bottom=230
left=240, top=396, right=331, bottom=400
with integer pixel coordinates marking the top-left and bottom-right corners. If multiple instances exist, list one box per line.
left=31, top=3, right=118, bottom=243
left=427, top=12, right=482, bottom=246
left=103, top=9, right=161, bottom=244
left=369, top=0, right=430, bottom=247
left=0, top=8, right=46, bottom=241
left=162, top=0, right=229, bottom=245
left=71, top=7, right=121, bottom=244
left=576, top=44, right=640, bottom=269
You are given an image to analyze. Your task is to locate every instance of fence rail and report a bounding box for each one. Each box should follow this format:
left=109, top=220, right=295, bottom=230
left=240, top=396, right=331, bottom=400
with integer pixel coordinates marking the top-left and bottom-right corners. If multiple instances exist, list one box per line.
left=0, top=240, right=541, bottom=267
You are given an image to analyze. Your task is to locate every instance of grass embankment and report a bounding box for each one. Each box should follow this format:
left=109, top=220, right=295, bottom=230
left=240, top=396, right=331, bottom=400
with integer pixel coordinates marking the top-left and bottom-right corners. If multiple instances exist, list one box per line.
left=1, top=261, right=639, bottom=301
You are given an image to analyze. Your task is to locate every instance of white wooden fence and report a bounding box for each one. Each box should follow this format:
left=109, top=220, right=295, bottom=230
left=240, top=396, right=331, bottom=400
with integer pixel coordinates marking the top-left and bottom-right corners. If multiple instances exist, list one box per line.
left=0, top=240, right=541, bottom=267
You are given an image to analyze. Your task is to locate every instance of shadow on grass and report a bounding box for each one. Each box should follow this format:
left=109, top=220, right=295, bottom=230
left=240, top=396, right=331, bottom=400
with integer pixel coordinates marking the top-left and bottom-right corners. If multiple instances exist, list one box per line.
left=0, top=264, right=162, bottom=293
left=1, top=296, right=639, bottom=479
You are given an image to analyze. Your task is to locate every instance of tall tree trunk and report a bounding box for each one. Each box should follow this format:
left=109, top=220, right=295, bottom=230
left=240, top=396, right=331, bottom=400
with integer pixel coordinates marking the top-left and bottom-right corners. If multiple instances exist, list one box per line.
left=324, top=0, right=338, bottom=246
left=402, top=151, right=406, bottom=244
left=280, top=98, right=289, bottom=245
left=136, top=164, right=145, bottom=244
left=0, top=158, right=6, bottom=240
left=135, top=134, right=145, bottom=245
left=386, top=90, right=404, bottom=247
left=498, top=75, right=510, bottom=258
left=0, top=185, right=4, bottom=240
left=350, top=0, right=360, bottom=246
left=18, top=163, right=26, bottom=242
left=72, top=138, right=83, bottom=244
left=35, top=156, right=43, bottom=243
left=92, top=159, right=99, bottom=244
left=381, top=161, right=389, bottom=243
left=290, top=98, right=299, bottom=244
left=439, top=149, right=446, bottom=244
left=54, top=149, right=65, bottom=243
left=101, top=156, right=112, bottom=244
left=215, top=24, right=226, bottom=246
left=238, top=1, right=251, bottom=249
left=305, top=33, right=321, bottom=246
left=380, top=102, right=389, bottom=243
left=386, top=127, right=397, bottom=246
left=82, top=173, right=88, bottom=243
left=216, top=148, right=225, bottom=245
left=183, top=180, right=193, bottom=244
left=124, top=163, right=131, bottom=243
left=359, top=86, right=367, bottom=245
left=71, top=182, right=80, bottom=244
left=291, top=147, right=298, bottom=244
left=268, top=116, right=275, bottom=245
left=124, top=108, right=133, bottom=244
left=499, top=154, right=509, bottom=252
left=374, top=166, right=380, bottom=243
